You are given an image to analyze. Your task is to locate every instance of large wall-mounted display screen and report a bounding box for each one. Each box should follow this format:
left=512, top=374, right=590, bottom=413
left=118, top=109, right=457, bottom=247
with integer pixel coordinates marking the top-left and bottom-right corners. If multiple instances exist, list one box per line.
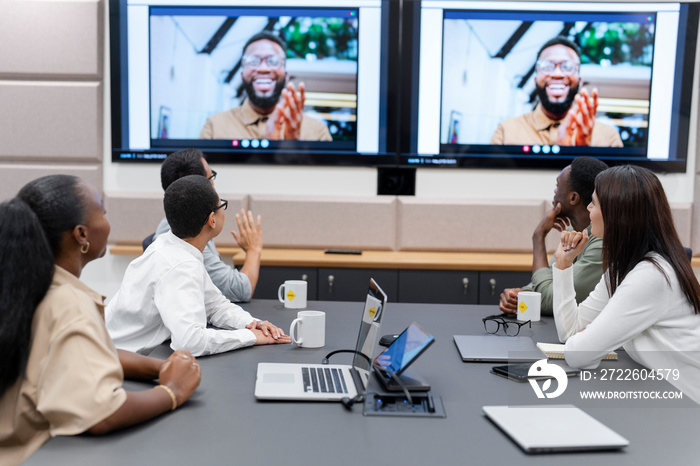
left=110, top=0, right=395, bottom=165
left=407, top=1, right=698, bottom=171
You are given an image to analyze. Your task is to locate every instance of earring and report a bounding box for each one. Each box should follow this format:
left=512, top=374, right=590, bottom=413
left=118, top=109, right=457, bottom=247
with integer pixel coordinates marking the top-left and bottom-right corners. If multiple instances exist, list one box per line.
left=80, top=242, right=90, bottom=254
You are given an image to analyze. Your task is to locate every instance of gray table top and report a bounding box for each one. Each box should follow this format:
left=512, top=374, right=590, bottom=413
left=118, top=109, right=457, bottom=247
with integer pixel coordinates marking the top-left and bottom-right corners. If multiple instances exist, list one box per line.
left=26, top=300, right=700, bottom=465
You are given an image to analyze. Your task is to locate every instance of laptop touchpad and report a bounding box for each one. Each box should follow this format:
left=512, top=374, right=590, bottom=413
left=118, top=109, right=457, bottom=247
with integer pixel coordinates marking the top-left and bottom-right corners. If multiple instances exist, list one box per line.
left=264, top=373, right=296, bottom=384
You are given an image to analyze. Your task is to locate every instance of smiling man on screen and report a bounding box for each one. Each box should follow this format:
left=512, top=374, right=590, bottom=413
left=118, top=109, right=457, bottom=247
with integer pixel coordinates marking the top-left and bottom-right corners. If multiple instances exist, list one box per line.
left=491, top=37, right=623, bottom=147
left=200, top=32, right=332, bottom=141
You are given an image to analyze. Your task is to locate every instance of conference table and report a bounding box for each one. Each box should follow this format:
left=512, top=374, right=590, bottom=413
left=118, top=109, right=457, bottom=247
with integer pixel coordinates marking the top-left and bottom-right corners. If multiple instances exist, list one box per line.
left=27, top=299, right=700, bottom=465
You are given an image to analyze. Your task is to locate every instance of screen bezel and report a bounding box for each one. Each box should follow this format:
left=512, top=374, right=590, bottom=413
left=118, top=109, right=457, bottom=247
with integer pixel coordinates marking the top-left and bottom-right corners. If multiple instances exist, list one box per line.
left=398, top=1, right=699, bottom=173
left=108, top=0, right=400, bottom=167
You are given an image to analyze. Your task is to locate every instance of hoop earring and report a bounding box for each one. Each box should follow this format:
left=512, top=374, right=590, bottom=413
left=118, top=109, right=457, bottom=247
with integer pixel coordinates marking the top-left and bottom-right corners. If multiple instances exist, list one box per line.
left=80, top=242, right=90, bottom=254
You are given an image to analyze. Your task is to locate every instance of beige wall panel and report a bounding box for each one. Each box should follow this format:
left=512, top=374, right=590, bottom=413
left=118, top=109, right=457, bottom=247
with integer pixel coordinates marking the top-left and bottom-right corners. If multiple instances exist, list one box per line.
left=249, top=195, right=397, bottom=250
left=0, top=82, right=102, bottom=160
left=104, top=192, right=164, bottom=244
left=0, top=0, right=101, bottom=77
left=397, top=197, right=547, bottom=252
left=671, top=203, right=692, bottom=249
left=211, top=194, right=249, bottom=247
left=105, top=191, right=248, bottom=244
left=0, top=163, right=101, bottom=202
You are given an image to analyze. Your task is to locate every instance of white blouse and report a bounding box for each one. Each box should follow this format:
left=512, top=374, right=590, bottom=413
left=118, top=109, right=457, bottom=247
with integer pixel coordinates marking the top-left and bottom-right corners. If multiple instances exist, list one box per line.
left=553, top=253, right=700, bottom=404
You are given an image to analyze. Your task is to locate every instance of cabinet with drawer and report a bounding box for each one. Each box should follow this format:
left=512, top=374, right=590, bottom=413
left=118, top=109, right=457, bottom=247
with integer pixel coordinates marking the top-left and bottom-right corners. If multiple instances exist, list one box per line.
left=477, top=271, right=532, bottom=305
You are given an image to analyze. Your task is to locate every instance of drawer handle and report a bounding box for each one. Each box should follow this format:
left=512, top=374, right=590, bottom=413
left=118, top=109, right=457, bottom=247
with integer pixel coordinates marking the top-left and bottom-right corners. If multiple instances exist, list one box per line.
left=301, top=273, right=308, bottom=281
left=462, top=277, right=469, bottom=295
left=489, top=278, right=496, bottom=296
left=328, top=275, right=335, bottom=294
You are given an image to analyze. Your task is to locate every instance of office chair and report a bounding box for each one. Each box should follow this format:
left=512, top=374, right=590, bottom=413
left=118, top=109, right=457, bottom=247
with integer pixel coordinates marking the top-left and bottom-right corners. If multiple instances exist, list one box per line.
left=142, top=232, right=156, bottom=252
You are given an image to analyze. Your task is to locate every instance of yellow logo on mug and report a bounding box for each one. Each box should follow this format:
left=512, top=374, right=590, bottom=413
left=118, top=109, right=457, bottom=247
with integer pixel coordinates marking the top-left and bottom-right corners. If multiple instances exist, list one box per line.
left=287, top=290, right=297, bottom=301
left=518, top=301, right=528, bottom=313
left=368, top=306, right=376, bottom=317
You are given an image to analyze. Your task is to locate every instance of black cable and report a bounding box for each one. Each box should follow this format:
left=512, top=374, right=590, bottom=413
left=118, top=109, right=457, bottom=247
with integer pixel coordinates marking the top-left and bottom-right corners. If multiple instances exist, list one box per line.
left=325, top=349, right=372, bottom=411
left=341, top=393, right=364, bottom=410
left=382, top=367, right=413, bottom=405
left=322, top=349, right=371, bottom=366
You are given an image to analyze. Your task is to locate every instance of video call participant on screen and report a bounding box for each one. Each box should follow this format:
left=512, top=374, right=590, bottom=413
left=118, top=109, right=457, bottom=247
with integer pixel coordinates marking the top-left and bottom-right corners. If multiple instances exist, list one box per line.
left=491, top=37, right=623, bottom=147
left=499, top=157, right=608, bottom=316
left=553, top=165, right=700, bottom=403
left=0, top=175, right=200, bottom=464
left=154, top=148, right=260, bottom=303
left=107, top=175, right=291, bottom=357
left=199, top=32, right=332, bottom=141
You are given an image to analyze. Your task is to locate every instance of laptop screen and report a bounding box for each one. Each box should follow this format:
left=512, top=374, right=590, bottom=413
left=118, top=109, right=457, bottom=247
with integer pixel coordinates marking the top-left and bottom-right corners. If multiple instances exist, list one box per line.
left=351, top=278, right=387, bottom=376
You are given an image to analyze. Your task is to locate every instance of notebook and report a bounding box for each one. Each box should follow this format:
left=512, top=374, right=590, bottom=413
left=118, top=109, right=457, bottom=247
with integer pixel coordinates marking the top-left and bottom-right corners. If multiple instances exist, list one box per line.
left=255, top=278, right=387, bottom=401
left=483, top=404, right=629, bottom=453
left=536, top=342, right=618, bottom=360
left=453, top=335, right=546, bottom=363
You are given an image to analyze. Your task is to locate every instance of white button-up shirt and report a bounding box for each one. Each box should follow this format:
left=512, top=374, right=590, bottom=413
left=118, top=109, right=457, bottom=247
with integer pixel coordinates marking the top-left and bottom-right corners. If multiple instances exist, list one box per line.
left=106, top=232, right=257, bottom=356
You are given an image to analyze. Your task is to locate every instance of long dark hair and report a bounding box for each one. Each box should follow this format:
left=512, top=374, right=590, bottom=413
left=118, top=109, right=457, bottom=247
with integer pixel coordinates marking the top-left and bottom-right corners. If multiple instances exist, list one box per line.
left=596, top=165, right=700, bottom=313
left=0, top=175, right=88, bottom=396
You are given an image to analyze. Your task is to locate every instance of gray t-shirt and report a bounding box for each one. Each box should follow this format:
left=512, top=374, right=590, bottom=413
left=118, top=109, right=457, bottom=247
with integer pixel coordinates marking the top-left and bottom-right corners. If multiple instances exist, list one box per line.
left=154, top=217, right=252, bottom=302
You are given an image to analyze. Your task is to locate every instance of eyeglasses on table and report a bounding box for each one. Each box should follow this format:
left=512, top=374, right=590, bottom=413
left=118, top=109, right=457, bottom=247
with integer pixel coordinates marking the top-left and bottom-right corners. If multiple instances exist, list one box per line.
left=482, top=314, right=531, bottom=337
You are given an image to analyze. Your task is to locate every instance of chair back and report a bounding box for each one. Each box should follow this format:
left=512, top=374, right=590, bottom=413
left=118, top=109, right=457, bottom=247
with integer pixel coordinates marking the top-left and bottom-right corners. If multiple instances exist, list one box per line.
left=142, top=232, right=156, bottom=252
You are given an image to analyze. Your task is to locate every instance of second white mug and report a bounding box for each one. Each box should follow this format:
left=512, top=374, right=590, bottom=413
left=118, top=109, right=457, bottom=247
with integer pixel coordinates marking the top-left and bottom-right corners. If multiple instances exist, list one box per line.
left=278, top=280, right=307, bottom=309
left=517, top=291, right=541, bottom=322
left=289, top=310, right=325, bottom=348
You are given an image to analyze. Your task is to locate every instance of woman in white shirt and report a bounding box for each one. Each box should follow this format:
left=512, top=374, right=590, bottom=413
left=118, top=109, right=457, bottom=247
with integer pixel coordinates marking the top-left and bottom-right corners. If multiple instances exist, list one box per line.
left=552, top=165, right=700, bottom=403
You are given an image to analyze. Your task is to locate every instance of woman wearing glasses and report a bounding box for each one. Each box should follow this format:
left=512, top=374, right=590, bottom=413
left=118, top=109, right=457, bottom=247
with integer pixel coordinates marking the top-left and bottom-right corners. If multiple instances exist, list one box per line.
left=0, top=175, right=201, bottom=463
left=552, top=165, right=700, bottom=403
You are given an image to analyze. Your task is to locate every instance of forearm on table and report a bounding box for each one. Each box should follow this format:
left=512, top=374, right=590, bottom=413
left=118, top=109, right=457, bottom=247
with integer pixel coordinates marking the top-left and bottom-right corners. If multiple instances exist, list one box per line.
left=87, top=388, right=173, bottom=435
left=171, top=325, right=257, bottom=356
left=118, top=349, right=162, bottom=380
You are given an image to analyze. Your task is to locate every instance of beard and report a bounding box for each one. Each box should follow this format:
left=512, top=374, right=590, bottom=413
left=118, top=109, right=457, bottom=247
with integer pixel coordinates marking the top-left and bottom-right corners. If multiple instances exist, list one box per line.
left=536, top=82, right=579, bottom=118
left=242, top=77, right=286, bottom=111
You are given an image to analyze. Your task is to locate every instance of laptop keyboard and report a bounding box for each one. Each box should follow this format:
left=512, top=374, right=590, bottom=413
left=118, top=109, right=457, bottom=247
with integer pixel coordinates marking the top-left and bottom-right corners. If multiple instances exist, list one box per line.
left=301, top=367, right=348, bottom=394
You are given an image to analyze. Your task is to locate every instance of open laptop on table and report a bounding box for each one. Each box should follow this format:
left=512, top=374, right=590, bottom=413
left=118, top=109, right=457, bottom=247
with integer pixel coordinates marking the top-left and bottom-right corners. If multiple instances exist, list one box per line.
left=255, top=278, right=387, bottom=401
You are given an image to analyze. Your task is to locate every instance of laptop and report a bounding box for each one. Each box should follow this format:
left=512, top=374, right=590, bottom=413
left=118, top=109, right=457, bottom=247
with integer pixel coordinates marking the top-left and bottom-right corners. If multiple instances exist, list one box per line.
left=255, top=278, right=387, bottom=401
left=483, top=404, right=630, bottom=453
left=453, top=335, right=546, bottom=363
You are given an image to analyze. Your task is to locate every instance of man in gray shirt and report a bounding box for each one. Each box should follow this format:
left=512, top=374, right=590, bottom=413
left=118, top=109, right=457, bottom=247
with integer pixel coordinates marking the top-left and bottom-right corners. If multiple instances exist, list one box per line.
left=153, top=149, right=261, bottom=302
left=499, top=156, right=608, bottom=315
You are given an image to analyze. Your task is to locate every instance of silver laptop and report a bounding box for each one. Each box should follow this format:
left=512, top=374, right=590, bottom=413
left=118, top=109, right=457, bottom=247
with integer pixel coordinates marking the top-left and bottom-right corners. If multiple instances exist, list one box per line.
left=255, top=279, right=387, bottom=401
left=453, top=335, right=545, bottom=362
left=483, top=404, right=629, bottom=453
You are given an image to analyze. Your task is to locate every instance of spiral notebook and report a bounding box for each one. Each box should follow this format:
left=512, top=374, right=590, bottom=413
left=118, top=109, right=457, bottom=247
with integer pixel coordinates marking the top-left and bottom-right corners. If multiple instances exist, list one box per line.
left=536, top=342, right=618, bottom=360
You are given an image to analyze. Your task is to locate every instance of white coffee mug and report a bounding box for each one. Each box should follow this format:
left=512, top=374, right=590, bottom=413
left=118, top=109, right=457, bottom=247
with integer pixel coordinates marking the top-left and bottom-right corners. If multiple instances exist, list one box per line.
left=278, top=280, right=307, bottom=309
left=517, top=291, right=541, bottom=322
left=289, top=310, right=325, bottom=348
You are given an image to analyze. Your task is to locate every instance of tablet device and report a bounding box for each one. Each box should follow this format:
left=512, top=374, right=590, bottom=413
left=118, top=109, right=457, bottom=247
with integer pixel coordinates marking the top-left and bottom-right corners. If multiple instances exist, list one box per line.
left=373, top=322, right=434, bottom=378
left=491, top=363, right=580, bottom=383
